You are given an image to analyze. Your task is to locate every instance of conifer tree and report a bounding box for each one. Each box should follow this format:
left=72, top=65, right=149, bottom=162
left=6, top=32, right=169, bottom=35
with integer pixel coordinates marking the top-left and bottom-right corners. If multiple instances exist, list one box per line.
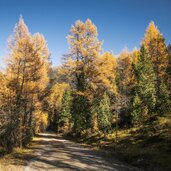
left=72, top=94, right=90, bottom=134
left=90, top=52, right=117, bottom=132
left=98, top=92, right=112, bottom=133
left=90, top=97, right=99, bottom=133
left=5, top=16, right=50, bottom=148
left=166, top=45, right=171, bottom=106
left=67, top=19, right=102, bottom=133
left=131, top=46, right=156, bottom=125
left=142, top=21, right=169, bottom=113
left=130, top=93, right=142, bottom=125
left=156, top=82, right=170, bottom=114
left=59, top=89, right=72, bottom=131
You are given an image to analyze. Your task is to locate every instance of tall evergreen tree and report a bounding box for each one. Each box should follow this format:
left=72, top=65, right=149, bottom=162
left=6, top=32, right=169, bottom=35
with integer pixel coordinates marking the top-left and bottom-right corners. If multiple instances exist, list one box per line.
left=156, top=82, right=170, bottom=114
left=130, top=93, right=142, bottom=125
left=72, top=94, right=90, bottom=134
left=59, top=89, right=72, bottom=130
left=131, top=46, right=156, bottom=125
left=142, top=21, right=169, bottom=113
left=98, top=92, right=112, bottom=133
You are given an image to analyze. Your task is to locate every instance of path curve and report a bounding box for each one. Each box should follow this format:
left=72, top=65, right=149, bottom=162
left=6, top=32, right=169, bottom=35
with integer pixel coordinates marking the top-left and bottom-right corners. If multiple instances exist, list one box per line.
left=24, top=133, right=139, bottom=171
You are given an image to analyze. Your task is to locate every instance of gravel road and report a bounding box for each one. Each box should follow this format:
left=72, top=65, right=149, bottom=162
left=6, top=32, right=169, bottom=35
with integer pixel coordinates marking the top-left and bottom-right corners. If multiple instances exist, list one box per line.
left=23, top=133, right=138, bottom=171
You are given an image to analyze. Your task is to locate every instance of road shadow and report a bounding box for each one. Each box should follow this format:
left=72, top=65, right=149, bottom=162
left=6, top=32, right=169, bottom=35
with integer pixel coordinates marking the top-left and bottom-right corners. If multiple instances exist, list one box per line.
left=24, top=133, right=138, bottom=171
left=1, top=133, right=138, bottom=171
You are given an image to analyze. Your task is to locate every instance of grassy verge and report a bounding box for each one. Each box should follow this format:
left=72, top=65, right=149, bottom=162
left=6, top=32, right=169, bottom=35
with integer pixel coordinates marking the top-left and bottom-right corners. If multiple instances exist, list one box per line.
left=0, top=138, right=36, bottom=171
left=64, top=114, right=171, bottom=171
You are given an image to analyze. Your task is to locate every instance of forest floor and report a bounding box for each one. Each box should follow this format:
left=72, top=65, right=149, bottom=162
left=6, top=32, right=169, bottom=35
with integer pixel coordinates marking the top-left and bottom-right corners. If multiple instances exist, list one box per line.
left=0, top=132, right=138, bottom=171
left=65, top=114, right=171, bottom=171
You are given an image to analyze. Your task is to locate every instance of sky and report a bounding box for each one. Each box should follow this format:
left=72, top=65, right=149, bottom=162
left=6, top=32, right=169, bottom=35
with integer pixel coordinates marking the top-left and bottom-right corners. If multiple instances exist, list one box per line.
left=0, top=0, right=171, bottom=66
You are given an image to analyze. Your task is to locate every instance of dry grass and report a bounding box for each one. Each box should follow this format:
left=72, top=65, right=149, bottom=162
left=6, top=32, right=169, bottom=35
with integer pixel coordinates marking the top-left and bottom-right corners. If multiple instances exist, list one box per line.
left=0, top=138, right=36, bottom=171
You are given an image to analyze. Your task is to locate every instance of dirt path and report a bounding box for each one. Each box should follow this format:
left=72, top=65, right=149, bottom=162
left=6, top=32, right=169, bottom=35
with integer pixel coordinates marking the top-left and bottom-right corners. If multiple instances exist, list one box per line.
left=0, top=133, right=139, bottom=171
left=24, top=133, right=139, bottom=171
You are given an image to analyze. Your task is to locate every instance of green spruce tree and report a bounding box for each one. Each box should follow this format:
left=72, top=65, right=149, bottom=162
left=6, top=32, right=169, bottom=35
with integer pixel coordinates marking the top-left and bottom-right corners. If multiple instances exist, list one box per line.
left=59, top=89, right=72, bottom=131
left=130, top=93, right=142, bottom=125
left=98, top=92, right=112, bottom=133
left=131, top=46, right=156, bottom=125
left=156, top=82, right=170, bottom=114
left=72, top=94, right=90, bottom=135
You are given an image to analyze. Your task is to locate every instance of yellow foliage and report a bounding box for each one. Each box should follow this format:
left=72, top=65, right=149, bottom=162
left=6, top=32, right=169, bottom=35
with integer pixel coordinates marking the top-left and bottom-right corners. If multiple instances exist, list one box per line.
left=131, top=48, right=139, bottom=64
left=142, top=21, right=161, bottom=46
left=97, top=52, right=117, bottom=94
left=117, top=49, right=135, bottom=95
left=34, top=110, right=48, bottom=133
left=142, top=21, right=169, bottom=82
left=48, top=83, right=69, bottom=110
